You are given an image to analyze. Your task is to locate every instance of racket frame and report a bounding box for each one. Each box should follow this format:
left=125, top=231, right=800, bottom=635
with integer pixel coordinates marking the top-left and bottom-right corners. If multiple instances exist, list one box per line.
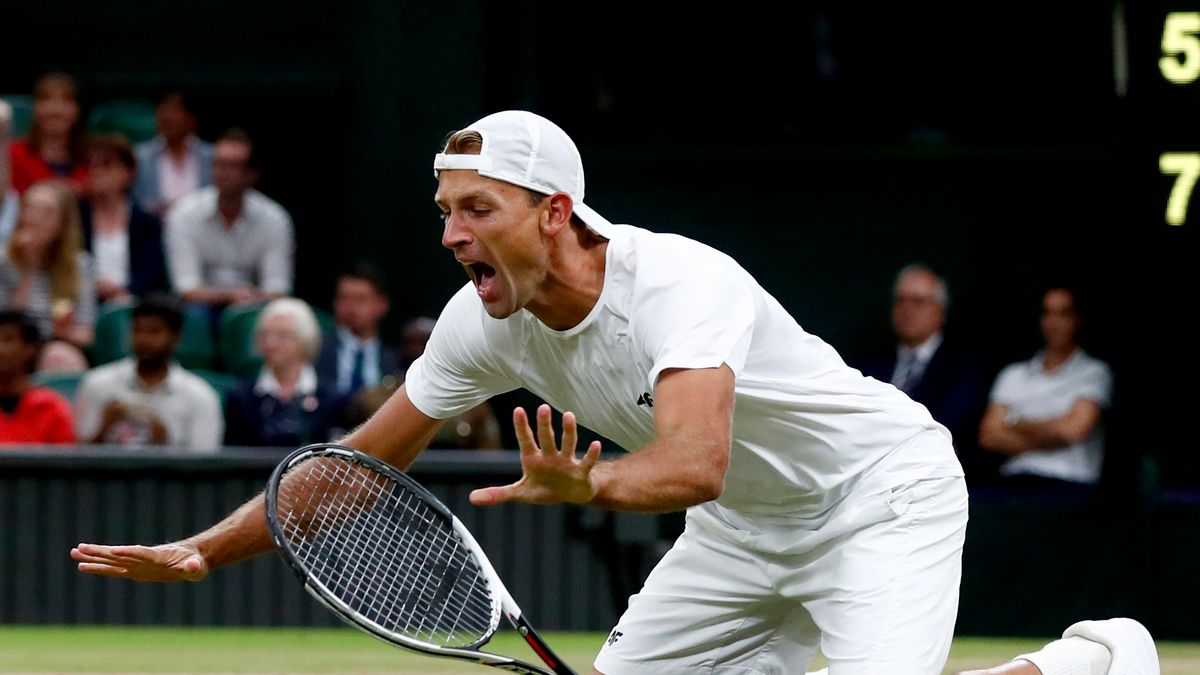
left=265, top=444, right=576, bottom=675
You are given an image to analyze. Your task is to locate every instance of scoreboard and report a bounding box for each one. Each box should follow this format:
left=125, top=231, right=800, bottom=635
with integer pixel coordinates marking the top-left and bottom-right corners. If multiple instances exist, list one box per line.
left=1156, top=9, right=1200, bottom=226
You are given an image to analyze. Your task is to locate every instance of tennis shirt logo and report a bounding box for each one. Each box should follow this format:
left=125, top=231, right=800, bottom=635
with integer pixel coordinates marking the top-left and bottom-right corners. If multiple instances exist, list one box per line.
left=636, top=392, right=654, bottom=408
left=606, top=629, right=624, bottom=646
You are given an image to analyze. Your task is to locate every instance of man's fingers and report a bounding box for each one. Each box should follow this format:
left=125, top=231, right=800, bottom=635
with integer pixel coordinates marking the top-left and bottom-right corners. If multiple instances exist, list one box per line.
left=536, top=404, right=556, bottom=453
left=469, top=483, right=516, bottom=507
left=71, top=548, right=132, bottom=566
left=581, top=440, right=602, bottom=471
left=76, top=563, right=130, bottom=577
left=512, top=407, right=538, bottom=456
left=72, top=543, right=141, bottom=564
left=562, top=412, right=578, bottom=456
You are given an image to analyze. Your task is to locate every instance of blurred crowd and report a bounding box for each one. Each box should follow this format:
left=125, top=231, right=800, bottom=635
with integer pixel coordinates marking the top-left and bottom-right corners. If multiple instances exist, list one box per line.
left=0, top=73, right=1130, bottom=501
left=0, top=73, right=499, bottom=453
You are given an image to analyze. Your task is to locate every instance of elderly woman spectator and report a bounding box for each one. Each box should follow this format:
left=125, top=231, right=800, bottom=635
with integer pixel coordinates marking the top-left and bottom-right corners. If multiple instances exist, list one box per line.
left=224, top=298, right=347, bottom=447
left=8, top=73, right=88, bottom=196
left=80, top=134, right=169, bottom=302
left=0, top=181, right=95, bottom=370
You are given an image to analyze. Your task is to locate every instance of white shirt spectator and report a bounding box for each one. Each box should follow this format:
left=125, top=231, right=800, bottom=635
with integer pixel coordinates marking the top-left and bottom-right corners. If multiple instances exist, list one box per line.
left=989, top=348, right=1113, bottom=484
left=165, top=186, right=294, bottom=295
left=75, top=358, right=224, bottom=451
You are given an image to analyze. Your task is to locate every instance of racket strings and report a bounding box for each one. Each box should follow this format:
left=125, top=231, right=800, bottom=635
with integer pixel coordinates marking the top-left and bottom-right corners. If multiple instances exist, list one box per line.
left=275, top=457, right=497, bottom=648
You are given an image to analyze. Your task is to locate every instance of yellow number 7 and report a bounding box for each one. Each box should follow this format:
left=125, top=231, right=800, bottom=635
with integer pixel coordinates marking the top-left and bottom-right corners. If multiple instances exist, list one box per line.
left=1160, top=153, right=1200, bottom=226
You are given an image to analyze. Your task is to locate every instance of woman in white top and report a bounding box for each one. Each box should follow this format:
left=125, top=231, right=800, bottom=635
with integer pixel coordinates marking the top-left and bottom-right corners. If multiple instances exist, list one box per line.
left=80, top=133, right=169, bottom=303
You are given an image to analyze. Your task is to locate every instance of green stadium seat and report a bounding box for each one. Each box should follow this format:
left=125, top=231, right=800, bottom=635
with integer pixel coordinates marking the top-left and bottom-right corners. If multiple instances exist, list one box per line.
left=32, top=371, right=84, bottom=401
left=218, top=302, right=266, bottom=377
left=0, top=94, right=34, bottom=138
left=86, top=99, right=157, bottom=144
left=89, top=300, right=135, bottom=366
left=175, top=305, right=216, bottom=370
left=314, top=307, right=336, bottom=337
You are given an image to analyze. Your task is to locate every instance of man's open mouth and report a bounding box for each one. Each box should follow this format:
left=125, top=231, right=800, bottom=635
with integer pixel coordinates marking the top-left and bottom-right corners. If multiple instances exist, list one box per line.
left=466, top=262, right=497, bottom=294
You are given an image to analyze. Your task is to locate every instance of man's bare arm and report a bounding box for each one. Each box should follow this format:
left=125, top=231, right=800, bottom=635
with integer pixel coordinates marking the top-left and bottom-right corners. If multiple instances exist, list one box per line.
left=470, top=366, right=734, bottom=513
left=1008, top=400, right=1102, bottom=449
left=72, top=384, right=442, bottom=581
left=978, top=404, right=1036, bottom=456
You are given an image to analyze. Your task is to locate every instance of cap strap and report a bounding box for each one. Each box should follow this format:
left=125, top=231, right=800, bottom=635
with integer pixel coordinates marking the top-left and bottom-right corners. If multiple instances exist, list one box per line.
left=433, top=153, right=494, bottom=176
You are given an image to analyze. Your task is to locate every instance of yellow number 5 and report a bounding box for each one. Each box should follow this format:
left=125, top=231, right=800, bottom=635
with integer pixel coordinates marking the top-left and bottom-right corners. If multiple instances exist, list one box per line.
left=1161, top=12, right=1200, bottom=84
left=1160, top=153, right=1200, bottom=225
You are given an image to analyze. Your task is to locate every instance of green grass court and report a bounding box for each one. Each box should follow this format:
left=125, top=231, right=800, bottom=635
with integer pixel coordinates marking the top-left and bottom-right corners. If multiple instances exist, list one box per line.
left=0, top=627, right=1196, bottom=673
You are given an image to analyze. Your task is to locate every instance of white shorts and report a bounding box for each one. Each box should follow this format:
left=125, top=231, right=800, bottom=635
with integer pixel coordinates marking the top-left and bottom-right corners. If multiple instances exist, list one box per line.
left=593, top=473, right=969, bottom=675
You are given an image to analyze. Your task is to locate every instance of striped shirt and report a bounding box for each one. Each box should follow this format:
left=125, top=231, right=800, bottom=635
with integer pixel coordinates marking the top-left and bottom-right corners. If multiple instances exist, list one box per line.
left=0, top=250, right=97, bottom=339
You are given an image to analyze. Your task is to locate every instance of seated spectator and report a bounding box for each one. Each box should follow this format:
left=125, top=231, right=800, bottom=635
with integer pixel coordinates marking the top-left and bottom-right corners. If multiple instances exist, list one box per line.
left=74, top=294, right=222, bottom=450
left=0, top=181, right=96, bottom=364
left=391, top=315, right=500, bottom=450
left=1, top=98, right=17, bottom=244
left=8, top=73, right=88, bottom=196
left=0, top=309, right=74, bottom=444
left=224, top=298, right=345, bottom=447
left=316, top=264, right=400, bottom=397
left=80, top=133, right=169, bottom=302
left=165, top=128, right=293, bottom=309
left=132, top=88, right=213, bottom=216
left=855, top=264, right=986, bottom=460
left=978, top=285, right=1112, bottom=492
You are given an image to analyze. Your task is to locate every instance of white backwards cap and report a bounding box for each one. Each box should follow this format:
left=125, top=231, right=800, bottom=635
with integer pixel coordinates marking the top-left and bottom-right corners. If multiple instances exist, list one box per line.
left=433, top=111, right=613, bottom=239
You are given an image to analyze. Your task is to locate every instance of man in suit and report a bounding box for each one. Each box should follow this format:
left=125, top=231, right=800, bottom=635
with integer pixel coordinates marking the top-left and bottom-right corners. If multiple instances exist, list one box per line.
left=132, top=89, right=214, bottom=216
left=857, top=264, right=987, bottom=467
left=315, top=265, right=399, bottom=397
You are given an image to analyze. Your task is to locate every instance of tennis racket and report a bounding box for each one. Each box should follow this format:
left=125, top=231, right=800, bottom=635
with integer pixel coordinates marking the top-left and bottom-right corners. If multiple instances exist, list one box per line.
left=264, top=443, right=577, bottom=674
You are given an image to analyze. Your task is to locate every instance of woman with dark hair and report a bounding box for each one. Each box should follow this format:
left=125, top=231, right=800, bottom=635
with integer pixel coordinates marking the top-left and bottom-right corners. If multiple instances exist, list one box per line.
left=80, top=133, right=169, bottom=301
left=8, top=72, right=89, bottom=196
left=0, top=181, right=96, bottom=368
left=978, top=285, right=1112, bottom=492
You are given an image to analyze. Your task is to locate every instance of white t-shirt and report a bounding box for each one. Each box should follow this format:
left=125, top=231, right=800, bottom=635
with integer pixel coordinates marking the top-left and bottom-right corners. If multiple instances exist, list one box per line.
left=75, top=358, right=224, bottom=451
left=989, top=349, right=1112, bottom=484
left=405, top=225, right=961, bottom=527
left=93, top=228, right=130, bottom=288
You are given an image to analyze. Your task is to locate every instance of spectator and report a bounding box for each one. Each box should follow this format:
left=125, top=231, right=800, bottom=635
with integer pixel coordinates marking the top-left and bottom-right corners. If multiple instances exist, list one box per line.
left=74, top=294, right=222, bottom=449
left=0, top=181, right=96, bottom=363
left=8, top=73, right=88, bottom=196
left=1, top=98, right=17, bottom=244
left=0, top=309, right=74, bottom=444
left=132, top=88, right=213, bottom=216
left=397, top=315, right=501, bottom=450
left=315, top=264, right=400, bottom=397
left=224, top=298, right=345, bottom=447
left=855, top=264, right=986, bottom=459
left=165, top=128, right=293, bottom=309
left=978, top=285, right=1112, bottom=491
left=80, top=133, right=169, bottom=302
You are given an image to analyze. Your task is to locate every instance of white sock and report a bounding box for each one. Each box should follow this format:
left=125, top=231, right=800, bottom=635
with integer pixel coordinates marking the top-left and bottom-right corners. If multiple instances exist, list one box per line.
left=1015, top=636, right=1112, bottom=675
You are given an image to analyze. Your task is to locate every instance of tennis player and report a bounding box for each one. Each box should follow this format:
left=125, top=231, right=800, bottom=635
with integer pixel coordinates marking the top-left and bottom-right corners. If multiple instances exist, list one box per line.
left=72, top=111, right=1156, bottom=675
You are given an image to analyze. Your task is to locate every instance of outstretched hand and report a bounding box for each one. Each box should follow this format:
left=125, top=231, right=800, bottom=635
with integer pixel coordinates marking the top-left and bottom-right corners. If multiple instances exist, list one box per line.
left=470, top=404, right=602, bottom=507
left=71, top=542, right=208, bottom=582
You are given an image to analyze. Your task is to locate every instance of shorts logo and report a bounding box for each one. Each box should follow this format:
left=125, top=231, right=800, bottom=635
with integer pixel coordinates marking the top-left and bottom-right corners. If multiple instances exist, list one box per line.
left=636, top=392, right=654, bottom=408
left=606, top=629, right=624, bottom=647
